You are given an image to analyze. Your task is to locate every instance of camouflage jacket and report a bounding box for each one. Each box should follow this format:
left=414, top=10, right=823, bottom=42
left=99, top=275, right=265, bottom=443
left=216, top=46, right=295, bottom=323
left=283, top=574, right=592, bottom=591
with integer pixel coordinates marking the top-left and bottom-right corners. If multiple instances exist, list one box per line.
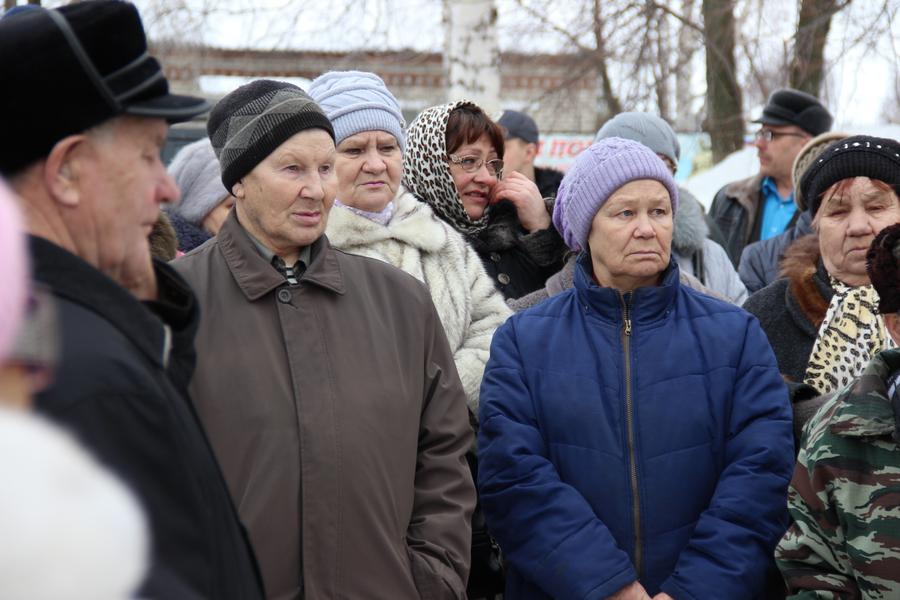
left=776, top=347, right=900, bottom=599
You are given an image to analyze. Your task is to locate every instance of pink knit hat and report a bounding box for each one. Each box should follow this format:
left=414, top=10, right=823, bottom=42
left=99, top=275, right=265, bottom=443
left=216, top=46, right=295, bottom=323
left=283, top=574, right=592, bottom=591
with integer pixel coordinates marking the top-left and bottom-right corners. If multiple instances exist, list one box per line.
left=0, top=180, right=28, bottom=364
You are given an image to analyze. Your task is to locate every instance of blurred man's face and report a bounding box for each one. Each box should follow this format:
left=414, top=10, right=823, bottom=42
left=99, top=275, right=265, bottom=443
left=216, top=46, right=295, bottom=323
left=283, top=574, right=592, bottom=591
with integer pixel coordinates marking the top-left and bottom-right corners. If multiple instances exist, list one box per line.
left=754, top=124, right=810, bottom=184
left=502, top=137, right=536, bottom=174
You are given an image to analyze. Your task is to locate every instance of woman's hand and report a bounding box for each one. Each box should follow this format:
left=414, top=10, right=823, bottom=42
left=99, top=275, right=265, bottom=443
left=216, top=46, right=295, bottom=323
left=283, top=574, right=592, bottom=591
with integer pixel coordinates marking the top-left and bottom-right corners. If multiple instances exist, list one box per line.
left=490, top=170, right=551, bottom=233
left=606, top=581, right=652, bottom=600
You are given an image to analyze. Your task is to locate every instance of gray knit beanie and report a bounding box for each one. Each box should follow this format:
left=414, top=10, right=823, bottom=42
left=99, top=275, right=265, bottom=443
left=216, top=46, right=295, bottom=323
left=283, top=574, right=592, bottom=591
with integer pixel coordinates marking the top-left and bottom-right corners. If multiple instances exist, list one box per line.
left=552, top=137, right=679, bottom=252
left=595, top=112, right=681, bottom=166
left=167, top=138, right=228, bottom=225
left=207, top=79, right=335, bottom=192
left=308, top=70, right=406, bottom=152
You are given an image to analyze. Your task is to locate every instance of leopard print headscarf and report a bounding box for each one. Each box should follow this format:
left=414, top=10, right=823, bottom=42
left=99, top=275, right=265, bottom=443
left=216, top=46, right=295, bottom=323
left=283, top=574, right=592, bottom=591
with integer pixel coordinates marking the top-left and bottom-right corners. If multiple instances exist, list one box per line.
left=402, top=101, right=492, bottom=235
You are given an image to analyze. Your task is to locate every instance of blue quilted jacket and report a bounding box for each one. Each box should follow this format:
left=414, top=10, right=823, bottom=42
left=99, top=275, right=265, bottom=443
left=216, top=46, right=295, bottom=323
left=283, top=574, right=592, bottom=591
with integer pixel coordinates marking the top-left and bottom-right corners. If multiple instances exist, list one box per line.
left=477, top=254, right=794, bottom=599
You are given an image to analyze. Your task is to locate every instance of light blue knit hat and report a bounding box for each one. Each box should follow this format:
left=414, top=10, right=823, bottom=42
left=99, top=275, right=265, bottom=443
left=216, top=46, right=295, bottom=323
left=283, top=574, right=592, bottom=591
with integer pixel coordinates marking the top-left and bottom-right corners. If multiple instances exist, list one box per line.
left=552, top=137, right=679, bottom=252
left=308, top=70, right=406, bottom=152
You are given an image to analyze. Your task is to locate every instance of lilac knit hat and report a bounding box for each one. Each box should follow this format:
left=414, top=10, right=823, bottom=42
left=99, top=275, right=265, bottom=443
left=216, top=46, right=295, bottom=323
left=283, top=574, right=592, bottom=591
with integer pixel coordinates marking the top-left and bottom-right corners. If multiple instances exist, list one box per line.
left=0, top=180, right=28, bottom=364
left=552, top=137, right=679, bottom=252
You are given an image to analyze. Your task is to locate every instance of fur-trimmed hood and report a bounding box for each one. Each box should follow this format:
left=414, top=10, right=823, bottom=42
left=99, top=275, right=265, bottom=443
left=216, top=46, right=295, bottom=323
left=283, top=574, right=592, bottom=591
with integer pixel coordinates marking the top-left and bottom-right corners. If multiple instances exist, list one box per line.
left=672, top=187, right=709, bottom=255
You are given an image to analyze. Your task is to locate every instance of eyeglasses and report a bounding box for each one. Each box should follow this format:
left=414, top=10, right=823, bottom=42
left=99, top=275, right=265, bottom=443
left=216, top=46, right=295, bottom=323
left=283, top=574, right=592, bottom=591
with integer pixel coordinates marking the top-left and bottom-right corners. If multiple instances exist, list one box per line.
left=754, top=129, right=809, bottom=143
left=447, top=154, right=504, bottom=177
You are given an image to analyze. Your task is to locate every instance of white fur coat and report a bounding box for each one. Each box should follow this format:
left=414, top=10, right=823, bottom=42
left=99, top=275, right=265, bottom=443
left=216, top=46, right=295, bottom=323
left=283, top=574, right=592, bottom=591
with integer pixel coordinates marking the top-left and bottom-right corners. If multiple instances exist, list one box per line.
left=326, top=187, right=512, bottom=410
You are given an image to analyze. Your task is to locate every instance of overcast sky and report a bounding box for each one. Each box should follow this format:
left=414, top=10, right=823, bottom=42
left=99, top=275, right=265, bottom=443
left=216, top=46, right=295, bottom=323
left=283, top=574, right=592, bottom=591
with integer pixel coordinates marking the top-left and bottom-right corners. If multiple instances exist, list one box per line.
left=33, top=0, right=900, bottom=127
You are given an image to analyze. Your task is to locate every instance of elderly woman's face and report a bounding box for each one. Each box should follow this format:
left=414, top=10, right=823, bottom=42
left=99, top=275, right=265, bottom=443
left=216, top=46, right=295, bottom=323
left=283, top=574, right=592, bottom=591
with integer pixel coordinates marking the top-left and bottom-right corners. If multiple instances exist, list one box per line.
left=588, top=179, right=673, bottom=292
left=448, top=133, right=499, bottom=220
left=816, top=177, right=900, bottom=286
left=335, top=131, right=402, bottom=212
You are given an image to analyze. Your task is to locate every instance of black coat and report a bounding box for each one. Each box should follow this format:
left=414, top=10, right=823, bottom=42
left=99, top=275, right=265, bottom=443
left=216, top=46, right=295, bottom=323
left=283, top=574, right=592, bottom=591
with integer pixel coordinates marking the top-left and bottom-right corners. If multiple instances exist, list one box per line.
left=742, top=240, right=833, bottom=384
left=467, top=201, right=566, bottom=300
left=30, top=236, right=264, bottom=600
left=534, top=166, right=564, bottom=199
left=738, top=210, right=813, bottom=294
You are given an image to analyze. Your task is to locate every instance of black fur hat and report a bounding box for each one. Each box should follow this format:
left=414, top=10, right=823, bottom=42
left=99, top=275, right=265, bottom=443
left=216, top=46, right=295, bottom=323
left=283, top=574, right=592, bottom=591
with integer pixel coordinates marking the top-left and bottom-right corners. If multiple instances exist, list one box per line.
left=0, top=1, right=209, bottom=176
left=867, top=223, right=900, bottom=314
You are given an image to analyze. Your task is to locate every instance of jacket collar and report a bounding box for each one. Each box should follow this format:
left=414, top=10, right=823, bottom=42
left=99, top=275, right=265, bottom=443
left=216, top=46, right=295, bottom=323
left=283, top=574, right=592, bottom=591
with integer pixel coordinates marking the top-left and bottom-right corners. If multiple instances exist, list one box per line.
left=723, top=173, right=765, bottom=213
left=830, top=348, right=900, bottom=439
left=573, top=252, right=679, bottom=325
left=28, top=235, right=169, bottom=368
left=217, top=210, right=345, bottom=301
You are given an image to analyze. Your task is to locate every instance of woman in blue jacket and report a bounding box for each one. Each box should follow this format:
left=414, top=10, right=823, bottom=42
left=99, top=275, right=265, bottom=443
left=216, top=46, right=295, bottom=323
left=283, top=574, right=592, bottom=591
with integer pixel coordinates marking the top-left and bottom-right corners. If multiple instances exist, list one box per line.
left=477, top=137, right=794, bottom=600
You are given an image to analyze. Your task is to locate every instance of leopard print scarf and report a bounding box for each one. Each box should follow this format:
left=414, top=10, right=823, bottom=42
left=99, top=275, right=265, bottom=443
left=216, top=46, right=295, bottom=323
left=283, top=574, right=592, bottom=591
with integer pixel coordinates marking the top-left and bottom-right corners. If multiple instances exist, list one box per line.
left=804, top=277, right=895, bottom=395
left=402, top=100, right=492, bottom=235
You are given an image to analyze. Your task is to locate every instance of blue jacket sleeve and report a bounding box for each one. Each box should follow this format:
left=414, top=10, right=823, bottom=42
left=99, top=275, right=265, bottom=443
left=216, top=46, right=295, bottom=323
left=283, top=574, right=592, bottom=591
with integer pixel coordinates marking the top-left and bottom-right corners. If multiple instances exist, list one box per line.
left=660, top=316, right=794, bottom=600
left=477, top=318, right=637, bottom=600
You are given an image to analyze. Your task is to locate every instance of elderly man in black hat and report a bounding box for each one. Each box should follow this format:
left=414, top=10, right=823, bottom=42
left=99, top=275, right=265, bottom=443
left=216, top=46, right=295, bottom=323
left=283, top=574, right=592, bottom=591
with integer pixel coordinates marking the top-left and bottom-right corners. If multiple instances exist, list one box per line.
left=0, top=2, right=264, bottom=598
left=710, top=88, right=833, bottom=266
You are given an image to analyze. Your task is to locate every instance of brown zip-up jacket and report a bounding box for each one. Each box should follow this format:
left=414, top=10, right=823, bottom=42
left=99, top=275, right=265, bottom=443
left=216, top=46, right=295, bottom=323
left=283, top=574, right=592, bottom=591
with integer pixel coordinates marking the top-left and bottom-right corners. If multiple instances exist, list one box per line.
left=173, top=211, right=475, bottom=600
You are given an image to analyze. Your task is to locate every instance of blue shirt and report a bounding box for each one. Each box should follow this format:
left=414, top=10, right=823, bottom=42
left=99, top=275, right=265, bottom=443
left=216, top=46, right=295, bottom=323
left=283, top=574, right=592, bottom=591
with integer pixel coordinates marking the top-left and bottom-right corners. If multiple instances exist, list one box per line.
left=759, top=177, right=796, bottom=240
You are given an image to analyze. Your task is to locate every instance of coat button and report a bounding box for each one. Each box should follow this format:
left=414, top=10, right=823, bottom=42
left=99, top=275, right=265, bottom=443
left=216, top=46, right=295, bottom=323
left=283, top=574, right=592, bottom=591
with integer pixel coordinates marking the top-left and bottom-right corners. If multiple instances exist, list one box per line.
left=490, top=252, right=501, bottom=262
left=498, top=273, right=510, bottom=285
left=277, top=288, right=292, bottom=304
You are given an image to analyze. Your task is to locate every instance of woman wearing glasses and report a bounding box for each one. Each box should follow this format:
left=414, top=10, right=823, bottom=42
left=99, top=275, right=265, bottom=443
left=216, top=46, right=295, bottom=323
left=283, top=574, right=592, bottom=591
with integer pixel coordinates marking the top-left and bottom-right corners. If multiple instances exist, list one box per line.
left=310, top=72, right=511, bottom=410
left=403, top=101, right=566, bottom=299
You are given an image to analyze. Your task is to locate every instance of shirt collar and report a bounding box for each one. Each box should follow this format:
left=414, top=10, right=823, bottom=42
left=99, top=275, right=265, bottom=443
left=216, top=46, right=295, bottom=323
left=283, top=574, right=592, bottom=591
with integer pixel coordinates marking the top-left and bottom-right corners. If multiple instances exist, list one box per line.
left=762, top=176, right=794, bottom=203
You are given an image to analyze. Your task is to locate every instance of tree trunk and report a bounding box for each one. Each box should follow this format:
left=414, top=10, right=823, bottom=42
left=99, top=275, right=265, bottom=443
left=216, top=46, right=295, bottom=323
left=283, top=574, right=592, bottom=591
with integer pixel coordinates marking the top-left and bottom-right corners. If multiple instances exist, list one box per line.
left=443, top=0, right=501, bottom=114
left=592, top=0, right=622, bottom=125
left=675, top=0, right=700, bottom=130
left=702, top=0, right=744, bottom=162
left=789, top=0, right=840, bottom=96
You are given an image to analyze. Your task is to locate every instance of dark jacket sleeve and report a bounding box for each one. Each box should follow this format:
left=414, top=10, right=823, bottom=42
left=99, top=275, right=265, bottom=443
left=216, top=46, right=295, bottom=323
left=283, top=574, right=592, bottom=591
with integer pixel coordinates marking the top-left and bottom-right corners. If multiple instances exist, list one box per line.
left=738, top=241, right=770, bottom=295
left=659, top=317, right=795, bottom=599
left=477, top=318, right=637, bottom=600
left=406, top=296, right=477, bottom=599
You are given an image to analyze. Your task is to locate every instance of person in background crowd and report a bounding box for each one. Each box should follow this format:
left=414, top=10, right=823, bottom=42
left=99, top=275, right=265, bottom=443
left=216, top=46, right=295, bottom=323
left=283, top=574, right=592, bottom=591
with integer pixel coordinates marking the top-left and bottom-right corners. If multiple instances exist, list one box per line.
left=0, top=3, right=265, bottom=598
left=739, top=131, right=847, bottom=294
left=510, top=112, right=746, bottom=312
left=173, top=79, right=475, bottom=600
left=711, top=88, right=833, bottom=265
left=478, top=137, right=793, bottom=600
left=165, top=138, right=233, bottom=252
left=595, top=111, right=746, bottom=303
left=309, top=70, right=510, bottom=410
left=744, top=136, right=900, bottom=400
left=404, top=101, right=566, bottom=299
left=497, top=109, right=564, bottom=198
left=776, top=222, right=900, bottom=598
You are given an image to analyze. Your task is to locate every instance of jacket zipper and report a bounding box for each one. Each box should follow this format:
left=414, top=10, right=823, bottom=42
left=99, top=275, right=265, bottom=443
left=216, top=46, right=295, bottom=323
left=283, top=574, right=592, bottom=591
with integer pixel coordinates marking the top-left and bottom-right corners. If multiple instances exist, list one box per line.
left=619, top=292, right=641, bottom=578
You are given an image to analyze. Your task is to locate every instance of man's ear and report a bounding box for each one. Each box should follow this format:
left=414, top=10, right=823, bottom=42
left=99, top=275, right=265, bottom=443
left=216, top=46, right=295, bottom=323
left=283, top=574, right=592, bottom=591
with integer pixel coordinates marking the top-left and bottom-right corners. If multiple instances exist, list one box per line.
left=231, top=180, right=245, bottom=199
left=884, top=312, right=900, bottom=346
left=43, top=134, right=90, bottom=208
left=524, top=142, right=538, bottom=162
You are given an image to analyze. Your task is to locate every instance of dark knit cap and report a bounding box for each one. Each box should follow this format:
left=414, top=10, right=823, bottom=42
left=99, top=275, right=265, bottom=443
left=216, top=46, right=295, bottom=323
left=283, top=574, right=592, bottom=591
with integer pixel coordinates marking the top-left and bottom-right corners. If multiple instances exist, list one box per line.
left=753, top=88, right=832, bottom=136
left=866, top=223, right=900, bottom=314
left=0, top=1, right=209, bottom=176
left=207, top=79, right=335, bottom=192
left=801, top=135, right=900, bottom=217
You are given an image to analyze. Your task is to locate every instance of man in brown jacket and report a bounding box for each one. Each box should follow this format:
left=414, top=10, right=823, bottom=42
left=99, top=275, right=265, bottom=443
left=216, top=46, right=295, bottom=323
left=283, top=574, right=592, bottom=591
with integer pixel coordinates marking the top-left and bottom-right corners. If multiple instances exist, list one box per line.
left=173, top=79, right=475, bottom=600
